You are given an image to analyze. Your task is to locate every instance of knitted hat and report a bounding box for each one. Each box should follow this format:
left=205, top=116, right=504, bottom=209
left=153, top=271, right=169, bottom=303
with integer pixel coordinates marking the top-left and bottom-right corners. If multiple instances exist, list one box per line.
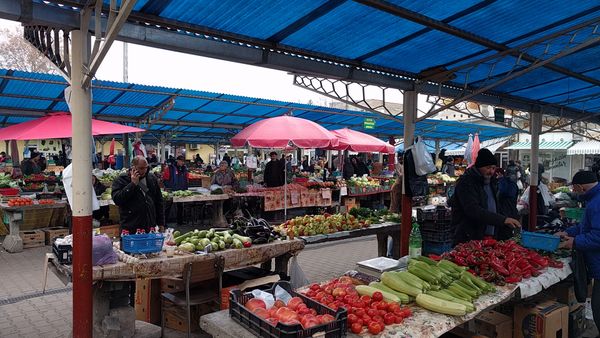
left=475, top=149, right=497, bottom=168
left=571, top=171, right=598, bottom=185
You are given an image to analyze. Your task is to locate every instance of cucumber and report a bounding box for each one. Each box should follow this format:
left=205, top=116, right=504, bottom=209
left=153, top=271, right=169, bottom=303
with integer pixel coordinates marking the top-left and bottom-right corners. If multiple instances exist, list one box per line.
left=369, top=282, right=410, bottom=303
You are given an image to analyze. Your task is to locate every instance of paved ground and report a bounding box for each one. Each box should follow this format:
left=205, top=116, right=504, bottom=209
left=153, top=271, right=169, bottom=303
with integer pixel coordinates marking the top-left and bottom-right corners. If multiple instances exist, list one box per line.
left=0, top=235, right=377, bottom=337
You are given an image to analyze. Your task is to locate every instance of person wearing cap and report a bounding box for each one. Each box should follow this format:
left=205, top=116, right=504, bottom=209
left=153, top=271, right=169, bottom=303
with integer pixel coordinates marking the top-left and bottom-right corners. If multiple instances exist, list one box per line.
left=264, top=151, right=285, bottom=187
left=163, top=155, right=189, bottom=191
left=450, top=148, right=521, bottom=244
left=556, top=170, right=600, bottom=331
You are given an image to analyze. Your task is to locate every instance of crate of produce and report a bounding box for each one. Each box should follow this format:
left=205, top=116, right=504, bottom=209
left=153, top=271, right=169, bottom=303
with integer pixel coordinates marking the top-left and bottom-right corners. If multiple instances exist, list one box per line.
left=0, top=188, right=19, bottom=196
left=43, top=227, right=69, bottom=245
left=121, top=233, right=164, bottom=254
left=565, top=208, right=584, bottom=222
left=421, top=228, right=454, bottom=243
left=19, top=229, right=45, bottom=248
left=521, top=231, right=560, bottom=252
left=52, top=240, right=72, bottom=264
left=229, top=281, right=347, bottom=338
left=422, top=240, right=453, bottom=255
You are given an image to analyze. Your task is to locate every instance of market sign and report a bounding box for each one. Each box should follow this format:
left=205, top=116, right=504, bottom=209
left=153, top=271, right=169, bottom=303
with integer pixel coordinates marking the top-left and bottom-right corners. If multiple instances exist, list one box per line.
left=363, top=118, right=376, bottom=129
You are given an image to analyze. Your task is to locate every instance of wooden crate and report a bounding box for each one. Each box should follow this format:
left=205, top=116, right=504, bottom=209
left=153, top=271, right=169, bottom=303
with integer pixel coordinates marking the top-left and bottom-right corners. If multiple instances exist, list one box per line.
left=49, top=207, right=67, bottom=227
left=43, top=227, right=69, bottom=245
left=163, top=299, right=202, bottom=332
left=98, top=224, right=120, bottom=238
left=19, top=230, right=45, bottom=248
left=108, top=205, right=120, bottom=223
left=20, top=209, right=54, bottom=230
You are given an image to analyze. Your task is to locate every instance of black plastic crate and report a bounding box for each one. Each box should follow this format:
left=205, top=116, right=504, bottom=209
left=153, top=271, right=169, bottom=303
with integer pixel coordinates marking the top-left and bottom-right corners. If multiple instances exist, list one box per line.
left=416, top=207, right=452, bottom=222
left=52, top=241, right=72, bottom=264
left=419, top=220, right=453, bottom=233
left=421, top=229, right=455, bottom=243
left=422, top=240, right=453, bottom=255
left=229, top=281, right=347, bottom=338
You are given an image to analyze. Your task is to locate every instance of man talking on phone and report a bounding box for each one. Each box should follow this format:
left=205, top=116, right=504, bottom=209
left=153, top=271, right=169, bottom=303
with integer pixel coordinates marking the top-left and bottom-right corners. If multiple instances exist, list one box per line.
left=112, top=155, right=164, bottom=234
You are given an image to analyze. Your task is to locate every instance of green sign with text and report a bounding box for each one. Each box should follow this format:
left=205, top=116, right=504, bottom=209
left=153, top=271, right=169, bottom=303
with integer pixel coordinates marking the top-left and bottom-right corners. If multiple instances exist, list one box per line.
left=363, top=118, right=376, bottom=129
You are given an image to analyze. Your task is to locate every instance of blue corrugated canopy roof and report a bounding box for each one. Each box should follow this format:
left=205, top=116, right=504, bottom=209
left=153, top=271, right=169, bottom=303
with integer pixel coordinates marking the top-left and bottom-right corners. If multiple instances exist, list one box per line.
left=0, top=68, right=514, bottom=144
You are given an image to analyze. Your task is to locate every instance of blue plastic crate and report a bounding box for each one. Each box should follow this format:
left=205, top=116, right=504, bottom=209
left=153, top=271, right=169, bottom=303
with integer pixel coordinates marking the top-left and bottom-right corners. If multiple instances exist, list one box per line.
left=521, top=231, right=560, bottom=252
left=422, top=240, right=453, bottom=255
left=121, top=233, right=164, bottom=254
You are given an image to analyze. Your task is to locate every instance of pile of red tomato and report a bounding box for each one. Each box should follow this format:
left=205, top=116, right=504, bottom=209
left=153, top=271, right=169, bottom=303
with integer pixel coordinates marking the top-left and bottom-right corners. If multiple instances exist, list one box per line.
left=244, top=296, right=335, bottom=329
left=303, top=276, right=412, bottom=335
left=7, top=197, right=34, bottom=207
left=38, top=199, right=56, bottom=205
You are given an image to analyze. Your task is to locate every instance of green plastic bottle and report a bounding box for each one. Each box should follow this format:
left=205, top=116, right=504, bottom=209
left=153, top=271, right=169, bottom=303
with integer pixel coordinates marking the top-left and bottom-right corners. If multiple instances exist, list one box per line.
left=409, top=221, right=422, bottom=258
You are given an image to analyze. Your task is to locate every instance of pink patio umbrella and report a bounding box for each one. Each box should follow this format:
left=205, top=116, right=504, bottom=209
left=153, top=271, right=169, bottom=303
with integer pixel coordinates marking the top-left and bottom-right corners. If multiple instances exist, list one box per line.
left=230, top=116, right=338, bottom=149
left=328, top=128, right=394, bottom=153
left=0, top=112, right=144, bottom=140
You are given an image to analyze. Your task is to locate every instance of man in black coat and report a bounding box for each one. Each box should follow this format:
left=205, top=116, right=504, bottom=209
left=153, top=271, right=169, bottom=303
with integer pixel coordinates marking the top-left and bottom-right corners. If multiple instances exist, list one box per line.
left=112, top=156, right=164, bottom=234
left=451, top=149, right=521, bottom=244
left=264, top=152, right=285, bottom=187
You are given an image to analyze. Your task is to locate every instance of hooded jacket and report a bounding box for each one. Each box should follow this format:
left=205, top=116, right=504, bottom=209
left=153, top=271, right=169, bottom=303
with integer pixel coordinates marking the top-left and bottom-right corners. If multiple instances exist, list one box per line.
left=566, top=183, right=600, bottom=278
left=111, top=171, right=164, bottom=233
left=450, top=167, right=507, bottom=244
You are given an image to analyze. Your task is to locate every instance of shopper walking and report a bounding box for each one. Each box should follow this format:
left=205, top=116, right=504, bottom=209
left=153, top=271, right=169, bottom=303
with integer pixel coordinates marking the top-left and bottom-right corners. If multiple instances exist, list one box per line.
left=450, top=149, right=521, bottom=244
left=556, top=171, right=600, bottom=332
left=264, top=152, right=285, bottom=187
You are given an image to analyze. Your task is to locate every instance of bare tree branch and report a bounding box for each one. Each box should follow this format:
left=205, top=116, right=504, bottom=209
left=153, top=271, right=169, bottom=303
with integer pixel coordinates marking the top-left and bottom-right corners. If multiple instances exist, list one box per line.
left=0, top=27, right=57, bottom=73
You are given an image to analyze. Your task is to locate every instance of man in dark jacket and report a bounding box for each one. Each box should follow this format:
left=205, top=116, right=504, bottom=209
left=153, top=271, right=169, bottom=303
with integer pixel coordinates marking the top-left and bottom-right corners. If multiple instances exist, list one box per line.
left=112, top=156, right=164, bottom=234
left=556, top=171, right=600, bottom=331
left=451, top=149, right=521, bottom=244
left=264, top=152, right=285, bottom=187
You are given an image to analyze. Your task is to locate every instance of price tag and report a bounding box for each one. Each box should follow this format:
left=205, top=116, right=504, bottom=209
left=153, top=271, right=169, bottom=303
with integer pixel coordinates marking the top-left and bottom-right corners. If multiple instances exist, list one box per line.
left=321, top=189, right=331, bottom=199
left=291, top=192, right=300, bottom=205
left=340, top=187, right=347, bottom=196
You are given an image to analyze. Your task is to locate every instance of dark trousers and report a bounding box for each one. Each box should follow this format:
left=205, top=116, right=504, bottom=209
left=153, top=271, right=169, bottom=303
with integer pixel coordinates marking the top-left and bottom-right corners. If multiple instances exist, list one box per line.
left=593, top=279, right=600, bottom=333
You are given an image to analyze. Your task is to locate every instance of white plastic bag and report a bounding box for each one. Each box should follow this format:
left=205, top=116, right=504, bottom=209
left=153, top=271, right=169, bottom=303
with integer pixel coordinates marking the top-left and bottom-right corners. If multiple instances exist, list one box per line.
left=289, top=255, right=309, bottom=289
left=413, top=137, right=436, bottom=176
left=62, top=164, right=100, bottom=211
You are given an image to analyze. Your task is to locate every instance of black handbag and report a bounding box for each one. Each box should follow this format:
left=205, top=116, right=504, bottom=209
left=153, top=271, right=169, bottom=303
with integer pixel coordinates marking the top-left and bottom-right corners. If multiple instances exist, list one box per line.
left=570, top=249, right=589, bottom=303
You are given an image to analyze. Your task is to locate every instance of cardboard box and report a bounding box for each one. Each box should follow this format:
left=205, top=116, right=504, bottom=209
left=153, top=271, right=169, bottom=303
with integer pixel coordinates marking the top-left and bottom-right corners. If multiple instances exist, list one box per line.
left=135, top=278, right=161, bottom=325
left=514, top=300, right=569, bottom=338
left=343, top=197, right=358, bottom=210
left=98, top=224, right=120, bottom=238
left=221, top=274, right=280, bottom=310
left=468, top=310, right=512, bottom=338
left=552, top=283, right=580, bottom=311
left=43, top=227, right=69, bottom=245
left=569, top=305, right=586, bottom=338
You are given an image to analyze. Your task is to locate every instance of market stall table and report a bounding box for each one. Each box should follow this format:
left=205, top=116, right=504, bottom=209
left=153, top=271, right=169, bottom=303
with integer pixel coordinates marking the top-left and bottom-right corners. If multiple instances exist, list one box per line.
left=300, top=221, right=401, bottom=259
left=172, top=193, right=230, bottom=226
left=49, top=239, right=304, bottom=337
left=2, top=201, right=68, bottom=253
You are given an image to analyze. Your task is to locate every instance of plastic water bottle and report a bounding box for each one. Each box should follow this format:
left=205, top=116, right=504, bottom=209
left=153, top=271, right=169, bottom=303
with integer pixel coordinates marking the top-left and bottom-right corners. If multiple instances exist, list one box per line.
left=409, top=221, right=422, bottom=258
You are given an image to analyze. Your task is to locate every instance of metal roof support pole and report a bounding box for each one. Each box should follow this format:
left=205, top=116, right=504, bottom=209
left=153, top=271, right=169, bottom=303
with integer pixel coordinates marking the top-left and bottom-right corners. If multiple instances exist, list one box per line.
left=401, top=90, right=417, bottom=258
left=434, top=139, right=441, bottom=164
left=528, top=112, right=542, bottom=231
left=69, top=29, right=93, bottom=338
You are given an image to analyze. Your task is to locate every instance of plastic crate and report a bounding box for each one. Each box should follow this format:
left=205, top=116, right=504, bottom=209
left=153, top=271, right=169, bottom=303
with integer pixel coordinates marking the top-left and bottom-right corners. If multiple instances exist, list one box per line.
left=521, top=231, right=560, bottom=252
left=121, top=233, right=164, bottom=254
left=229, top=281, right=347, bottom=338
left=422, top=241, right=453, bottom=255
left=416, top=207, right=452, bottom=222
left=421, top=229, right=454, bottom=243
left=52, top=241, right=72, bottom=264
left=565, top=208, right=584, bottom=222
left=419, top=220, right=454, bottom=233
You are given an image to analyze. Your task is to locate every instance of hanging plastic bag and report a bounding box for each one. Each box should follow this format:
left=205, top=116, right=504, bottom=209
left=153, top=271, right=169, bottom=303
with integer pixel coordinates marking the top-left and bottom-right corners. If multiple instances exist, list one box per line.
left=413, top=137, right=436, bottom=176
left=289, top=255, right=309, bottom=289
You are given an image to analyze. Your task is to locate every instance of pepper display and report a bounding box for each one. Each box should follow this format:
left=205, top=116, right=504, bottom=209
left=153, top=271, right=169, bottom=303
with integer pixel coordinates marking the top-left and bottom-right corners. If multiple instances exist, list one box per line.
left=439, top=239, right=564, bottom=285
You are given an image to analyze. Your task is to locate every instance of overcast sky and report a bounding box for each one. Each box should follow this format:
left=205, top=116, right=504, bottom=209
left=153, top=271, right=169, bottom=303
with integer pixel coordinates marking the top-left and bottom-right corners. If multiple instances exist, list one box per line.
left=0, top=18, right=331, bottom=105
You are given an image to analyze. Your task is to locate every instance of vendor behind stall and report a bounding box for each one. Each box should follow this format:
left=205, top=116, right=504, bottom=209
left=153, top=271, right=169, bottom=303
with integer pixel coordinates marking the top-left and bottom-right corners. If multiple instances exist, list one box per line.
left=163, top=155, right=189, bottom=191
left=450, top=149, right=521, bottom=244
left=264, top=152, right=285, bottom=187
left=212, top=160, right=238, bottom=188
left=92, top=174, right=109, bottom=221
left=22, top=150, right=42, bottom=175
left=111, top=156, right=164, bottom=234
